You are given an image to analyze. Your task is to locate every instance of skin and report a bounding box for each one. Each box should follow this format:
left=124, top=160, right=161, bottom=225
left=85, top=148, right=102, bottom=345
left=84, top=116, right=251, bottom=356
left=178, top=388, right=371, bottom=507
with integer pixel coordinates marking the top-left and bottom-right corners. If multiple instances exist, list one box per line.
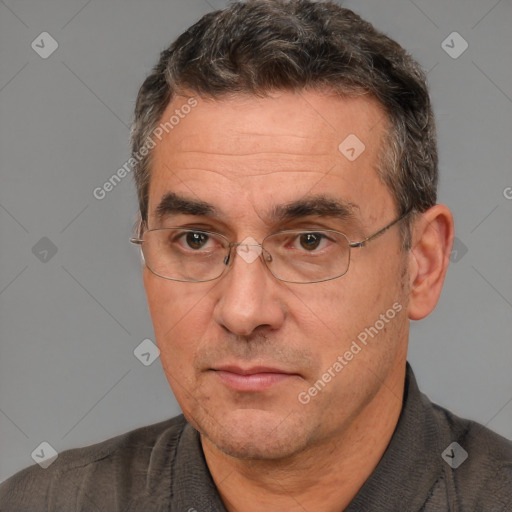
left=142, top=90, right=454, bottom=511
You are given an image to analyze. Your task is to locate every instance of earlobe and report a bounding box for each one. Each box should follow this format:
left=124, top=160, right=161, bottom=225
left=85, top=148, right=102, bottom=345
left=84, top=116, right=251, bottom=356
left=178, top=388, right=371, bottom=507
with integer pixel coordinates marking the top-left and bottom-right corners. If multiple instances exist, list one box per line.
left=407, top=205, right=454, bottom=321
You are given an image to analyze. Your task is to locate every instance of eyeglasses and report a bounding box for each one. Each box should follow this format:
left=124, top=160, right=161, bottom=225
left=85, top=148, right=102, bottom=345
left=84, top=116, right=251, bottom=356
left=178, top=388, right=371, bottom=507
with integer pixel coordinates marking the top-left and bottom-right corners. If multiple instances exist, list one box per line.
left=130, top=210, right=411, bottom=284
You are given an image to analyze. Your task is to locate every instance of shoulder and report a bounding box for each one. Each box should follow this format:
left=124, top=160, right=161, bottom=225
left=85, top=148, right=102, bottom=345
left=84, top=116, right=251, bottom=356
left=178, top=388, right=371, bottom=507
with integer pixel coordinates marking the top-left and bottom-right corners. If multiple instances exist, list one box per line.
left=430, top=400, right=512, bottom=508
left=0, top=415, right=188, bottom=512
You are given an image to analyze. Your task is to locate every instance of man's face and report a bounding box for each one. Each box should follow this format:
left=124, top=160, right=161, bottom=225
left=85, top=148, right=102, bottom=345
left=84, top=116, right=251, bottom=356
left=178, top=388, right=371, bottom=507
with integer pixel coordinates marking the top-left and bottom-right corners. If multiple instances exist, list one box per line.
left=143, top=90, right=410, bottom=460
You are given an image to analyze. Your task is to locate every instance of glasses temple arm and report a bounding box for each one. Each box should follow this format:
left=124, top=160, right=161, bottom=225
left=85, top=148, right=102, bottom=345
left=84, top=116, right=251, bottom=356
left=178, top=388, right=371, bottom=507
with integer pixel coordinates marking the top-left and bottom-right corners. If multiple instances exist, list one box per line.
left=348, top=209, right=413, bottom=248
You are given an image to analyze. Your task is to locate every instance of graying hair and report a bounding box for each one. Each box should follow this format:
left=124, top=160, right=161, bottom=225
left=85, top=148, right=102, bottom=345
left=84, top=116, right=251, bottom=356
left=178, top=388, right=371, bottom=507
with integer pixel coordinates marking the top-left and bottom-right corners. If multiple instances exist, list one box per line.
left=131, top=0, right=438, bottom=248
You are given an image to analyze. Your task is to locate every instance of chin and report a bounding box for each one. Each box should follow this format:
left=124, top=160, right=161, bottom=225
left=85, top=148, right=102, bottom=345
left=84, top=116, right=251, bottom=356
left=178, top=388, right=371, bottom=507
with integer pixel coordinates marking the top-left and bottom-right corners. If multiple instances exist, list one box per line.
left=192, top=407, right=312, bottom=461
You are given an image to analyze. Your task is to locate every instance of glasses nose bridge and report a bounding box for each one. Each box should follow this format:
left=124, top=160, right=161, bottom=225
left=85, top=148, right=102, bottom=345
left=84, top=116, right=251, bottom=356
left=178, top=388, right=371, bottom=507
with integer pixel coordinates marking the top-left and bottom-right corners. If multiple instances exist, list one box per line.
left=229, top=241, right=262, bottom=249
left=224, top=237, right=273, bottom=268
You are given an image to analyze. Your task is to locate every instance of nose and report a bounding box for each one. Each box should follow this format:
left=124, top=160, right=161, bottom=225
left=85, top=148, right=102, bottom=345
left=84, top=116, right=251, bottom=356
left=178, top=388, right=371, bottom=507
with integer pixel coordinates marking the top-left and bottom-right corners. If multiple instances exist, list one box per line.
left=212, top=242, right=286, bottom=337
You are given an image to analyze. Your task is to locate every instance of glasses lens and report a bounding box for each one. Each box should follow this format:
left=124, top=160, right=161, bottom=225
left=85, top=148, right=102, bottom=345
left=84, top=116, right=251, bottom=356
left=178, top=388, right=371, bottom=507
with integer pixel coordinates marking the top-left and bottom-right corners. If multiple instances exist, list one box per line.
left=141, top=229, right=229, bottom=282
left=263, top=230, right=350, bottom=283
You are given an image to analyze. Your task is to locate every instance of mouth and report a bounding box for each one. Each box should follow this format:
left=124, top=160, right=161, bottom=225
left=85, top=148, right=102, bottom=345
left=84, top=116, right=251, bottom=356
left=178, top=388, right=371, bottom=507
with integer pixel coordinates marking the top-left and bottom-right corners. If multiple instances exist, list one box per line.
left=211, top=365, right=301, bottom=392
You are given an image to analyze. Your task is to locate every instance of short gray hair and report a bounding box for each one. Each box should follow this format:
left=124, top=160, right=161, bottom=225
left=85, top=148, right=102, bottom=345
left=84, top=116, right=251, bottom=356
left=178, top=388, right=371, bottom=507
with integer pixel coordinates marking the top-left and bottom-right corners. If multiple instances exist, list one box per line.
left=131, top=0, right=438, bottom=247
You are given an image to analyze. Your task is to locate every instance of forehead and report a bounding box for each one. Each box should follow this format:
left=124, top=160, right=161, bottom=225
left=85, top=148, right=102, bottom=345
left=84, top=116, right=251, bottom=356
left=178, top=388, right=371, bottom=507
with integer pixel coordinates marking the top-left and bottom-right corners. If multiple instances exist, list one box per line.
left=148, top=90, right=393, bottom=224
left=157, top=90, right=385, bottom=157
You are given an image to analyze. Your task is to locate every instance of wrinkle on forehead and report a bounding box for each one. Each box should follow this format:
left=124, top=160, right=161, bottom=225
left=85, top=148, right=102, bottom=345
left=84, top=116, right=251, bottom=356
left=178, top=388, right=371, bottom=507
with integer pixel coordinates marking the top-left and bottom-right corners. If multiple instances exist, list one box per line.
left=174, top=133, right=331, bottom=156
left=159, top=128, right=338, bottom=177
left=155, top=90, right=385, bottom=157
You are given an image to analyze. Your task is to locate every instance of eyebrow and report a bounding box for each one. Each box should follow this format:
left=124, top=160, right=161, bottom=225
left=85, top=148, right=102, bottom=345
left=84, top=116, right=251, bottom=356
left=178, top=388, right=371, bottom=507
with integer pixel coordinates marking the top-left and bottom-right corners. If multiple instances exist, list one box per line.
left=155, top=192, right=217, bottom=220
left=154, top=192, right=359, bottom=225
left=272, top=195, right=359, bottom=223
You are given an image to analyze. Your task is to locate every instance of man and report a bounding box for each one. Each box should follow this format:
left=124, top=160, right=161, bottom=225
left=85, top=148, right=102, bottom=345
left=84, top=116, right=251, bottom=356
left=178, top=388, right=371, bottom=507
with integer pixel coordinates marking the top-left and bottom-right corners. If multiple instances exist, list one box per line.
left=1, top=1, right=511, bottom=510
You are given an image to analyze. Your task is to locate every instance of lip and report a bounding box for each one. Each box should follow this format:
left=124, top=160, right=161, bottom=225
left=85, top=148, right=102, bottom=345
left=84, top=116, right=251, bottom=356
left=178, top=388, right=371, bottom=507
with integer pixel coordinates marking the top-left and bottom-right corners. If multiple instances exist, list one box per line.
left=212, top=365, right=300, bottom=392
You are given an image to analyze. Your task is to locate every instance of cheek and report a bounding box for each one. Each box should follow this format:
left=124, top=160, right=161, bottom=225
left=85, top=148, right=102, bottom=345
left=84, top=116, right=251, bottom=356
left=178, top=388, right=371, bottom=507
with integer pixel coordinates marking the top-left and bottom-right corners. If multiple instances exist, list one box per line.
left=144, top=268, right=208, bottom=325
left=143, top=270, right=175, bottom=335
left=143, top=269, right=214, bottom=365
left=290, top=281, right=371, bottom=344
left=292, top=256, right=404, bottom=358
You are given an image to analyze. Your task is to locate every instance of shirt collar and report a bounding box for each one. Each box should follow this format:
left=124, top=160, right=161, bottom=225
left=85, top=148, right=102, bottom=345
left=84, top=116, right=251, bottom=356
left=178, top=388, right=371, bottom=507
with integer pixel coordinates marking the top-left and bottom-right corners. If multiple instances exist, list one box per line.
left=172, top=420, right=228, bottom=511
left=345, top=362, right=445, bottom=511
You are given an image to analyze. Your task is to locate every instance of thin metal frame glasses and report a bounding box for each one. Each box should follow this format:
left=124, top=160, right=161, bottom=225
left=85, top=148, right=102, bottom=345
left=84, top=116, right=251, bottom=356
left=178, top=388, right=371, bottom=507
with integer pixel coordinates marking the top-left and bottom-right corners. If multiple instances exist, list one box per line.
left=130, top=210, right=411, bottom=284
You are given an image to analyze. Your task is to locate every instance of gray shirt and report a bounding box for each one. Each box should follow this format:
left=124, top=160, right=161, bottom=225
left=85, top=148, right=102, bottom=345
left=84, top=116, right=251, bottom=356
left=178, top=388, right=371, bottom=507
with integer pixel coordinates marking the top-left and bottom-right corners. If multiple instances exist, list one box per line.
left=1, top=363, right=511, bottom=511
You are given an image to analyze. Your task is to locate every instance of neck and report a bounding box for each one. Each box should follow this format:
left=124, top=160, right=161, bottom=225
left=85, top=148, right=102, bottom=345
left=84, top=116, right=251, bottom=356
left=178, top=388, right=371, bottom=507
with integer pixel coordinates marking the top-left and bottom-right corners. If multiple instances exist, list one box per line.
left=201, top=362, right=407, bottom=512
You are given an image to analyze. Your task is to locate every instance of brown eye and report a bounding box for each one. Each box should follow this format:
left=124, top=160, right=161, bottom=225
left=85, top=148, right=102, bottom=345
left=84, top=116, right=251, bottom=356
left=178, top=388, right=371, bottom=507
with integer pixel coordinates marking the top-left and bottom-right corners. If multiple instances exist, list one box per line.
left=299, top=233, right=322, bottom=251
left=185, top=232, right=209, bottom=250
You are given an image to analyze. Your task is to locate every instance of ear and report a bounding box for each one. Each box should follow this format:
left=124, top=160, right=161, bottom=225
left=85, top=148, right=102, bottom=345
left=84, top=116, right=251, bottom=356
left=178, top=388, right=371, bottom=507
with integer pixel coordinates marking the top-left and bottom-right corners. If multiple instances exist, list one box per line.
left=407, top=204, right=454, bottom=321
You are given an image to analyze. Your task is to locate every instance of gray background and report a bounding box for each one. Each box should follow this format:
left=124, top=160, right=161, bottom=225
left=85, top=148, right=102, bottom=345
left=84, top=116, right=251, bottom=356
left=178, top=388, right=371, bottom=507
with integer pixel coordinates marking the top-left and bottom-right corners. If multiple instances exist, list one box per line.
left=1, top=0, right=511, bottom=482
